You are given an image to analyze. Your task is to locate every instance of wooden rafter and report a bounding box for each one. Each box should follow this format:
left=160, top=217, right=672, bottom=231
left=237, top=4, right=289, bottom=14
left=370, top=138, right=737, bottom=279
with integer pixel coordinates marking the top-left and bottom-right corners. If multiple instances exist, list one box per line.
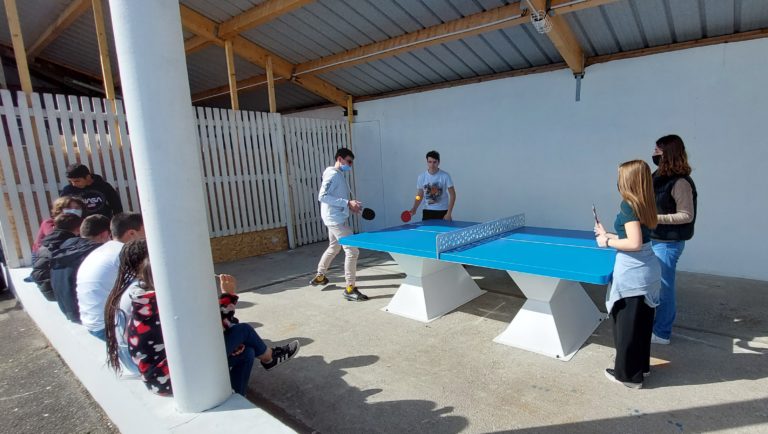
left=180, top=4, right=348, bottom=107
left=266, top=56, right=276, bottom=112
left=531, top=0, right=584, bottom=74
left=192, top=74, right=272, bottom=102
left=218, top=0, right=313, bottom=40
left=185, top=35, right=211, bottom=54
left=28, top=0, right=90, bottom=58
left=91, top=0, right=116, bottom=101
left=193, top=0, right=614, bottom=101
left=293, top=0, right=615, bottom=77
left=224, top=40, right=239, bottom=110
left=3, top=0, right=32, bottom=93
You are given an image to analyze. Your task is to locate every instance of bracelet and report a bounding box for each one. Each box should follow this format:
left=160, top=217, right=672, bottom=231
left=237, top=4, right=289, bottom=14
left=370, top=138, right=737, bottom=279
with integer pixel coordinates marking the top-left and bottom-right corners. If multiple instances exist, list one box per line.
left=606, top=238, right=610, bottom=248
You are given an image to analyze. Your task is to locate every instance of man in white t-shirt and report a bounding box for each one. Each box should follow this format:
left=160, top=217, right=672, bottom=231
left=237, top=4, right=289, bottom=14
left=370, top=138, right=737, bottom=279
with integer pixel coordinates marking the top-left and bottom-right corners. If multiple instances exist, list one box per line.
left=76, top=212, right=144, bottom=340
left=409, top=150, right=456, bottom=221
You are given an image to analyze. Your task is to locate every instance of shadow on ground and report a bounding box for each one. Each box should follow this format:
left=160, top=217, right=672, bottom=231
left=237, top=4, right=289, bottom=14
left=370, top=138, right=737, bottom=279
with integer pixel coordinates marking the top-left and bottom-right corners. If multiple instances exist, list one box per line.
left=246, top=347, right=469, bottom=433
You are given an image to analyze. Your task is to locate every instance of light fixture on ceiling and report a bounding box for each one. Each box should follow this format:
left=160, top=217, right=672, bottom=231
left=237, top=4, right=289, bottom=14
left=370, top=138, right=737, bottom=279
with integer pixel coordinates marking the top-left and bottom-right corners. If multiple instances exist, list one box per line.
left=523, top=0, right=553, bottom=34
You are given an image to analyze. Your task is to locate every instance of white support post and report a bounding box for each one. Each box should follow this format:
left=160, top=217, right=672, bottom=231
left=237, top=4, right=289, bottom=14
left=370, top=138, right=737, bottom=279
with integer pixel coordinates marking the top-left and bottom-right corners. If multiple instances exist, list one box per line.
left=385, top=253, right=486, bottom=322
left=494, top=272, right=605, bottom=361
left=107, top=0, right=231, bottom=412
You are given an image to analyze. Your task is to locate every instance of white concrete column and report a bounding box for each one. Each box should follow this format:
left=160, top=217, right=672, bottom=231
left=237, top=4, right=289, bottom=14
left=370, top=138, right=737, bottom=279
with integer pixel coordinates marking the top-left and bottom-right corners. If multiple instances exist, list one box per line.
left=107, top=0, right=231, bottom=412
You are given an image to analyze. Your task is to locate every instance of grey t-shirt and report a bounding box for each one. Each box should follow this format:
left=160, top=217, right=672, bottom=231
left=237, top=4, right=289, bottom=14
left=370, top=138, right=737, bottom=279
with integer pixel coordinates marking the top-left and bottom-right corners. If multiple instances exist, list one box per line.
left=417, top=170, right=454, bottom=211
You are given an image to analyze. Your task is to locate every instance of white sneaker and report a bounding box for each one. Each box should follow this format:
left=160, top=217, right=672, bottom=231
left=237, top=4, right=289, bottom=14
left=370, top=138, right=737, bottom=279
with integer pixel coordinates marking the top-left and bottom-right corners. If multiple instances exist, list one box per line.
left=651, top=333, right=670, bottom=345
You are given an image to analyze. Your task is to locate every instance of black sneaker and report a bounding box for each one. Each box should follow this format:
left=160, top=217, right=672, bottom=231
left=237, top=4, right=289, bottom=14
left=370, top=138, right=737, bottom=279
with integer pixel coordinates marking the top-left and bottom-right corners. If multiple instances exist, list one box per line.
left=604, top=368, right=643, bottom=389
left=261, top=340, right=300, bottom=371
left=343, top=287, right=369, bottom=301
left=309, top=273, right=329, bottom=286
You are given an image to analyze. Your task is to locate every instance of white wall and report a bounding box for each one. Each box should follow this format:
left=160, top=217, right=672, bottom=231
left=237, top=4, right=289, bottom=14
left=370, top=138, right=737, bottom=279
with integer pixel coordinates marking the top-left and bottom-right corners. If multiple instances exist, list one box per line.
left=297, top=38, right=768, bottom=281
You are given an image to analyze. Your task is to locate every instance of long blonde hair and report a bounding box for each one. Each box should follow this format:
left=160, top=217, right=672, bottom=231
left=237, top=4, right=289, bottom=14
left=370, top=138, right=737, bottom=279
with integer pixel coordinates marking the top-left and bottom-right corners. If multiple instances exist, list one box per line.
left=618, top=160, right=658, bottom=229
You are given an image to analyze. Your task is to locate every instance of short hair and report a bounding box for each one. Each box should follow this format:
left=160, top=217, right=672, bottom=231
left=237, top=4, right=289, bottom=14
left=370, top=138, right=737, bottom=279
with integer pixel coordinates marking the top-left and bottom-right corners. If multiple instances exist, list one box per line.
left=54, top=213, right=83, bottom=232
left=66, top=163, right=91, bottom=179
left=80, top=215, right=111, bottom=238
left=110, top=212, right=143, bottom=239
left=50, top=196, right=85, bottom=217
left=426, top=150, right=440, bottom=161
left=335, top=148, right=355, bottom=160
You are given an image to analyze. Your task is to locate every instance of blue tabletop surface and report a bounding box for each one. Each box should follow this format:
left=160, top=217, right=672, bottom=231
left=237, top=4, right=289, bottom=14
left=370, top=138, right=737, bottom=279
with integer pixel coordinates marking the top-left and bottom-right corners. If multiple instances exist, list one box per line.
left=340, top=221, right=615, bottom=284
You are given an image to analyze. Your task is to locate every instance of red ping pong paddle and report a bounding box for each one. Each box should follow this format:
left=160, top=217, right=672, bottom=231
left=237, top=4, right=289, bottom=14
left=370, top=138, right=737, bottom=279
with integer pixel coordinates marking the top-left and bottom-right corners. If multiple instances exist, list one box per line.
left=400, top=210, right=412, bottom=222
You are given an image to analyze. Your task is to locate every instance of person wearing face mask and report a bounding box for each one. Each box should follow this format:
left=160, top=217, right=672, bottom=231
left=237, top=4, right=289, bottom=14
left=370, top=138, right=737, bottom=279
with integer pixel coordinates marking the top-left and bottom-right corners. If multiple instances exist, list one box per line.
left=31, top=213, right=83, bottom=301
left=31, top=196, right=86, bottom=259
left=649, top=135, right=697, bottom=345
left=309, top=148, right=367, bottom=301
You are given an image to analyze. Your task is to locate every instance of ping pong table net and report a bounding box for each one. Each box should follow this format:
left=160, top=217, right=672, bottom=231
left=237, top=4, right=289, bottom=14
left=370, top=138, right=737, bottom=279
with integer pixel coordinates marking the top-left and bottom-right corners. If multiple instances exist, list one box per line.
left=435, top=213, right=525, bottom=259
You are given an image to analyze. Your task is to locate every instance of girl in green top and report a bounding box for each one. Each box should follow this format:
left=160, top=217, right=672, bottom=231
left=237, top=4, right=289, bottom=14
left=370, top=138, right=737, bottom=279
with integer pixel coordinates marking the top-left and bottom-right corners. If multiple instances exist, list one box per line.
left=595, top=160, right=661, bottom=389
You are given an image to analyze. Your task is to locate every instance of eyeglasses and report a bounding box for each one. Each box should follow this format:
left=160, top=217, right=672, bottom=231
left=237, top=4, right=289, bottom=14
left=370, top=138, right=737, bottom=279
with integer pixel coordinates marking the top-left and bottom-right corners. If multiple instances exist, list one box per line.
left=344, top=158, right=354, bottom=165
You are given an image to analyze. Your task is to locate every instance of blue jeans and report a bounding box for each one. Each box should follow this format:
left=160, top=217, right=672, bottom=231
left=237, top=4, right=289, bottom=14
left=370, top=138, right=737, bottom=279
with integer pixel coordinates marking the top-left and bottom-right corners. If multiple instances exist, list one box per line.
left=89, top=328, right=106, bottom=341
left=651, top=240, right=685, bottom=339
left=224, top=323, right=267, bottom=396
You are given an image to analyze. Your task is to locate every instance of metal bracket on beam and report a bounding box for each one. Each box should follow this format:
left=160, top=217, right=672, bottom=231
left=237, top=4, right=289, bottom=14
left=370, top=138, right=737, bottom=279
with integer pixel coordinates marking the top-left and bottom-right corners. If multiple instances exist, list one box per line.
left=575, top=72, right=585, bottom=102
left=343, top=109, right=358, bottom=116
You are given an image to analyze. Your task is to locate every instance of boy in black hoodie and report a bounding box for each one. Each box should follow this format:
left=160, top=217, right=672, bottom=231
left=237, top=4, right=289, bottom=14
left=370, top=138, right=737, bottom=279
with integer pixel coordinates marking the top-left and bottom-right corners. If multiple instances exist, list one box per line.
left=50, top=215, right=111, bottom=323
left=31, top=213, right=82, bottom=301
left=60, top=164, right=123, bottom=219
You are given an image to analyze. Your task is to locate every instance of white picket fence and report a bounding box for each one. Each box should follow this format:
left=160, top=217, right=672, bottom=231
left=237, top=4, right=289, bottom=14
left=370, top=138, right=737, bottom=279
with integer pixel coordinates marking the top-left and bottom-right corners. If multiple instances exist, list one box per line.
left=0, top=90, right=352, bottom=267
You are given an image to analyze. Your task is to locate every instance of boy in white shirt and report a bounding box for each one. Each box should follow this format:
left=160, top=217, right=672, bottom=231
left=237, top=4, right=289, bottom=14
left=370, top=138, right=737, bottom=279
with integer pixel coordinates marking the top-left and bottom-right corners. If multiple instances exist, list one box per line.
left=409, top=150, right=456, bottom=221
left=309, top=148, right=367, bottom=301
left=77, top=212, right=144, bottom=340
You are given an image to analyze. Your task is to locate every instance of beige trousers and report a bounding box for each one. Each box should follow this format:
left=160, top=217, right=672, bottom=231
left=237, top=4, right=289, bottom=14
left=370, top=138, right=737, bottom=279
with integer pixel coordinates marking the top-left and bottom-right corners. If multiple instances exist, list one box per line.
left=317, top=224, right=359, bottom=286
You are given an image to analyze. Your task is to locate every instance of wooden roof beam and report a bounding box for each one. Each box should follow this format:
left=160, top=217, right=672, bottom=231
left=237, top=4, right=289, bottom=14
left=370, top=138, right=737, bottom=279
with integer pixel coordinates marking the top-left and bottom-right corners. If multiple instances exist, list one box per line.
left=530, top=0, right=584, bottom=74
left=192, top=74, right=271, bottom=102
left=293, top=0, right=616, bottom=77
left=185, top=35, right=211, bottom=54
left=180, top=5, right=348, bottom=107
left=28, top=0, right=90, bottom=58
left=218, top=0, right=313, bottom=40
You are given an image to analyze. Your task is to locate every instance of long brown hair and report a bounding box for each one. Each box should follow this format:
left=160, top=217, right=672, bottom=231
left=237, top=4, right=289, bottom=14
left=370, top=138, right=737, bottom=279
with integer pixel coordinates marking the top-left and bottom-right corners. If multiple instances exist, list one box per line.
left=105, top=240, right=149, bottom=374
left=656, top=134, right=692, bottom=176
left=618, top=160, right=658, bottom=229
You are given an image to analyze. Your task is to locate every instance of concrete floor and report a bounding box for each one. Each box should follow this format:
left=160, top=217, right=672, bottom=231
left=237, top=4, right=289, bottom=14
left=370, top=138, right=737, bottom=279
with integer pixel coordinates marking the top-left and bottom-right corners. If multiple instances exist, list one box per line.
left=216, top=243, right=768, bottom=434
left=0, top=289, right=117, bottom=434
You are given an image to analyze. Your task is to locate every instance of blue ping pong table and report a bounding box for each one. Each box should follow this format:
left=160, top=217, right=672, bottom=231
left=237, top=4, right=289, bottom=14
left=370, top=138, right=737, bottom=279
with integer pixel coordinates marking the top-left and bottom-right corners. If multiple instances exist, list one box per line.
left=339, top=214, right=616, bottom=361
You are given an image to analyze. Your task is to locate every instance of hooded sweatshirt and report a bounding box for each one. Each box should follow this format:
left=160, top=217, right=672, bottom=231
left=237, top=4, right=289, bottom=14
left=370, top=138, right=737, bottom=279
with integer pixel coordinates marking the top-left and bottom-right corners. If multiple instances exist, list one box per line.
left=31, top=229, right=78, bottom=294
left=50, top=237, right=103, bottom=322
left=60, top=174, right=123, bottom=219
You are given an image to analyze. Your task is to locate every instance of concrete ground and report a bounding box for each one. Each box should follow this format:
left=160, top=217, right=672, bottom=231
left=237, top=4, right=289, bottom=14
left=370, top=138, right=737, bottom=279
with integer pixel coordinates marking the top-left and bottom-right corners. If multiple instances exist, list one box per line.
left=0, top=289, right=117, bottom=434
left=216, top=243, right=768, bottom=433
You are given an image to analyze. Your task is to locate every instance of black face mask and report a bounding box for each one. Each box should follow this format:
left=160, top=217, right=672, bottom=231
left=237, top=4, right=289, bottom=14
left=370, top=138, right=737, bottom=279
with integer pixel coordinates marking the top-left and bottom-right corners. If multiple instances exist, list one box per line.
left=652, top=154, right=662, bottom=166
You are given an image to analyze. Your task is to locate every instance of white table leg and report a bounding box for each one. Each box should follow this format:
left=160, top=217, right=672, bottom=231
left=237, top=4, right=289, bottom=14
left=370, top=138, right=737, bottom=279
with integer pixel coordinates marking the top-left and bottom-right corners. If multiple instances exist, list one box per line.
left=494, top=272, right=605, bottom=361
left=384, top=253, right=486, bottom=323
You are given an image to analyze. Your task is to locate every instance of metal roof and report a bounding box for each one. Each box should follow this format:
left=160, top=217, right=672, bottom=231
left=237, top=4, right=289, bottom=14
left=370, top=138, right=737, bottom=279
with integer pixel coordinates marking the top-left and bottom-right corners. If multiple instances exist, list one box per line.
left=1, top=0, right=767, bottom=111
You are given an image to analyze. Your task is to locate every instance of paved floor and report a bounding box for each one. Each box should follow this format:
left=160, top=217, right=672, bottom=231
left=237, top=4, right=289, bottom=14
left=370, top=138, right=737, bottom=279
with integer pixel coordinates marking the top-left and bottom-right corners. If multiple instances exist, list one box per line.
left=216, top=243, right=768, bottom=433
left=3, top=241, right=766, bottom=434
left=0, top=289, right=117, bottom=434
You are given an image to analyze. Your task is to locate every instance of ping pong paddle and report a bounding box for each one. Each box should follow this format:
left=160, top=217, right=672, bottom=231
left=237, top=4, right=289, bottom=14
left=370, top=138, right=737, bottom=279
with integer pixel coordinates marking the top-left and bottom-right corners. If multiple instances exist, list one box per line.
left=362, top=207, right=376, bottom=221
left=592, top=204, right=600, bottom=224
left=400, top=210, right=412, bottom=222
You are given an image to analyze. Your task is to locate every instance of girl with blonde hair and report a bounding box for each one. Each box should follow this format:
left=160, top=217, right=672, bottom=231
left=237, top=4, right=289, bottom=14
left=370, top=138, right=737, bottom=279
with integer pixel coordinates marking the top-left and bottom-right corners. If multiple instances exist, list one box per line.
left=595, top=159, right=661, bottom=389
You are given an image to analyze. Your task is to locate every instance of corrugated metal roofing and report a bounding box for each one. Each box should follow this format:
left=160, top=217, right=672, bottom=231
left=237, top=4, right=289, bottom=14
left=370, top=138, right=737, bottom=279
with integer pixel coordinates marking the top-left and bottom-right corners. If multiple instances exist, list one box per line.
left=1, top=0, right=767, bottom=111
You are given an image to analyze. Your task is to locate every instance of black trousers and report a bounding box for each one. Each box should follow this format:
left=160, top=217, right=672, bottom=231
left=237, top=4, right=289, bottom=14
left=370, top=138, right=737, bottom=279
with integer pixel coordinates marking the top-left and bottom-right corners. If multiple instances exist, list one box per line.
left=611, top=295, right=655, bottom=383
left=422, top=209, right=448, bottom=220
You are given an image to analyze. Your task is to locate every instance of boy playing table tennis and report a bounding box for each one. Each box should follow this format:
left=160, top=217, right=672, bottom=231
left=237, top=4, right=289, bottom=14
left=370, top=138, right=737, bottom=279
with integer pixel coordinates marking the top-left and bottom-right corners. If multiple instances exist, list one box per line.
left=309, top=148, right=368, bottom=302
left=409, top=150, right=456, bottom=221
